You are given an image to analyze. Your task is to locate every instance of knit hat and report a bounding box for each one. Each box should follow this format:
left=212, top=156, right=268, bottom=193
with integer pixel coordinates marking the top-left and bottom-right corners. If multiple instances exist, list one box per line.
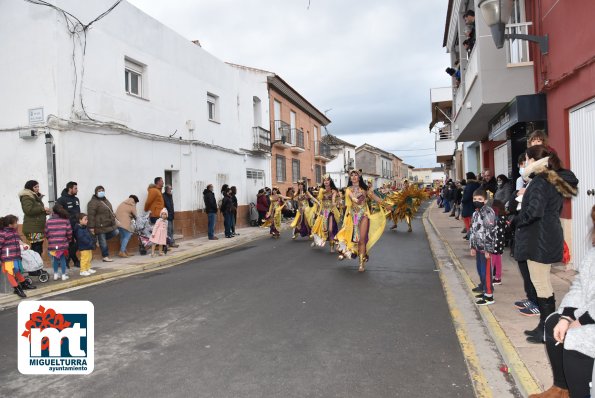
left=160, top=208, right=168, bottom=216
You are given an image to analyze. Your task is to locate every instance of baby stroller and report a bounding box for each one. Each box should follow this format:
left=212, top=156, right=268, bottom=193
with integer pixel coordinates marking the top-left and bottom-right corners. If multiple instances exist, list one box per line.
left=248, top=202, right=259, bottom=226
left=134, top=212, right=169, bottom=255
left=21, top=249, right=50, bottom=283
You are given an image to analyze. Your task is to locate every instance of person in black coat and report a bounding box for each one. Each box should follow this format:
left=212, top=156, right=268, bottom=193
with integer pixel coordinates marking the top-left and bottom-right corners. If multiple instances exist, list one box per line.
left=514, top=145, right=578, bottom=343
left=203, top=185, right=218, bottom=240
left=481, top=170, right=498, bottom=197
left=230, top=186, right=239, bottom=236
left=162, top=185, right=178, bottom=247
left=461, top=172, right=481, bottom=237
left=220, top=189, right=234, bottom=238
left=56, top=181, right=80, bottom=268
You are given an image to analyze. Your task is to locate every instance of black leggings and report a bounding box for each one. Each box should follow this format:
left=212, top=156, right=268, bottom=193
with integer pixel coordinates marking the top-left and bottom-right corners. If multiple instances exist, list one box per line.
left=517, top=260, right=538, bottom=304
left=544, top=314, right=594, bottom=398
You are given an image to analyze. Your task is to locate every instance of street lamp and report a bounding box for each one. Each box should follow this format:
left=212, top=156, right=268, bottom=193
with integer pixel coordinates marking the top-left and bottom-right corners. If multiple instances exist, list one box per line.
left=478, top=0, right=548, bottom=54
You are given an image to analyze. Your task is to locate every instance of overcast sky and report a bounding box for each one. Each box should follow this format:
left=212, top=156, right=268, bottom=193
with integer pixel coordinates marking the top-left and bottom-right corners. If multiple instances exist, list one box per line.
left=127, top=0, right=450, bottom=167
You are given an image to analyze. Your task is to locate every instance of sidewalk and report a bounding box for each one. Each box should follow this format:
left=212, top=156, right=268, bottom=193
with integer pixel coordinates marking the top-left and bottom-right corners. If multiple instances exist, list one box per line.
left=0, top=225, right=278, bottom=309
left=426, top=202, right=576, bottom=392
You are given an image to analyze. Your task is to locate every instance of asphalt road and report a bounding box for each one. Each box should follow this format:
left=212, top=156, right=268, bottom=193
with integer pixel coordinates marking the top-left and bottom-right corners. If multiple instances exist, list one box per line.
left=0, top=206, right=474, bottom=398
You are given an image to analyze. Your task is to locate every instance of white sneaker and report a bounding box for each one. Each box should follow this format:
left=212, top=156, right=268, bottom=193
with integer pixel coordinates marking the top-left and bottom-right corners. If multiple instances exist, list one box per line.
left=102, top=257, right=113, bottom=262
left=80, top=271, right=90, bottom=276
left=88, top=269, right=97, bottom=274
left=54, top=273, right=60, bottom=281
left=61, top=274, right=69, bottom=281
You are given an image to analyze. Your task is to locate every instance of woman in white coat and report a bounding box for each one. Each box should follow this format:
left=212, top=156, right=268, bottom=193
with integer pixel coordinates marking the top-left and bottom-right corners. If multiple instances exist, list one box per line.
left=530, top=204, right=595, bottom=398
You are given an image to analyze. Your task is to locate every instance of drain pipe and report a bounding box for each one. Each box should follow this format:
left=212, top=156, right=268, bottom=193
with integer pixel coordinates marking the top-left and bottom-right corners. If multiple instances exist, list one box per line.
left=45, top=132, right=57, bottom=206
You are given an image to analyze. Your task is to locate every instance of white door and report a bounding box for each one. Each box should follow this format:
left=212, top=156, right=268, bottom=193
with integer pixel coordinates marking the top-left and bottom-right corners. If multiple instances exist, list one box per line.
left=246, top=169, right=265, bottom=205
left=569, top=98, right=595, bottom=268
left=290, top=111, right=296, bottom=145
left=274, top=100, right=281, bottom=139
left=493, top=142, right=509, bottom=178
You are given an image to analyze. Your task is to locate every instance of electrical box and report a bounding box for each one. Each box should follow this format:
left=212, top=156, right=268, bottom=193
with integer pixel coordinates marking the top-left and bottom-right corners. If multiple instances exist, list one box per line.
left=19, top=129, right=39, bottom=139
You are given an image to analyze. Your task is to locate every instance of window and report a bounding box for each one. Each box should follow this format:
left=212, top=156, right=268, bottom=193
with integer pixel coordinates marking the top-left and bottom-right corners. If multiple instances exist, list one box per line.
left=125, top=58, right=145, bottom=97
left=506, top=0, right=531, bottom=64
left=246, top=169, right=264, bottom=179
left=207, top=93, right=219, bottom=122
left=315, top=164, right=322, bottom=184
left=276, top=155, right=286, bottom=182
left=292, top=159, right=300, bottom=182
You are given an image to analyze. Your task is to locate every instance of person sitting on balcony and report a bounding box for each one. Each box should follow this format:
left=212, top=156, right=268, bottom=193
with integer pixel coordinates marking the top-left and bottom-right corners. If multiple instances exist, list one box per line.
left=445, top=67, right=461, bottom=87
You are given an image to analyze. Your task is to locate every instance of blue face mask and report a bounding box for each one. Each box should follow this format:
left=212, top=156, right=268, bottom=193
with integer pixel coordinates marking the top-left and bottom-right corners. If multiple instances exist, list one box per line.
left=97, top=191, right=106, bottom=199
left=519, top=167, right=525, bottom=175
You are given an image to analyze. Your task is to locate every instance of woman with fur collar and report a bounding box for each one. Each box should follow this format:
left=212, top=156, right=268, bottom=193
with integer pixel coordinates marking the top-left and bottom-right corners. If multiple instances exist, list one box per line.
left=530, top=205, right=595, bottom=398
left=514, top=145, right=579, bottom=346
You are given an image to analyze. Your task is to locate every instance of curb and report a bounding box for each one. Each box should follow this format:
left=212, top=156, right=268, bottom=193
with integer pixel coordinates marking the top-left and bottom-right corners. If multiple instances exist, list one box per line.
left=423, top=204, right=542, bottom=397
left=422, top=206, right=492, bottom=398
left=0, top=228, right=276, bottom=309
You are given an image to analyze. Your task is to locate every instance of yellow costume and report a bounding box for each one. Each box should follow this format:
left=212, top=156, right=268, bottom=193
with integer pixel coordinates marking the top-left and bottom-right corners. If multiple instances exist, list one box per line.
left=384, top=185, right=428, bottom=232
left=336, top=187, right=386, bottom=262
left=311, top=188, right=341, bottom=247
left=261, top=195, right=285, bottom=238
left=290, top=193, right=317, bottom=238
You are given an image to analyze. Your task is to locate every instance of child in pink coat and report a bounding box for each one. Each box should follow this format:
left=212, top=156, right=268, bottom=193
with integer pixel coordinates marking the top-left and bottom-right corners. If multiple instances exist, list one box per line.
left=150, top=208, right=168, bottom=257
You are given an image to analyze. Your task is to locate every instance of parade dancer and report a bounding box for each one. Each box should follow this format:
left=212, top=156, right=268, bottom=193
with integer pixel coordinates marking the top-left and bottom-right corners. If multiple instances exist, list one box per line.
left=311, top=175, right=340, bottom=252
left=261, top=187, right=288, bottom=238
left=336, top=170, right=387, bottom=272
left=386, top=179, right=427, bottom=232
left=290, top=181, right=317, bottom=240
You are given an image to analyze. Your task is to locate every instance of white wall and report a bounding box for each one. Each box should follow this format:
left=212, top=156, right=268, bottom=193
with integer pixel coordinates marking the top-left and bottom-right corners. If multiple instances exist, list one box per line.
left=0, top=0, right=272, bottom=221
left=326, top=145, right=355, bottom=189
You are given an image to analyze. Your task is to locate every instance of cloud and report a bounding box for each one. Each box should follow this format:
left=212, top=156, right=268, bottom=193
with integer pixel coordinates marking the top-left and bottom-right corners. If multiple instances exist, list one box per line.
left=127, top=0, right=449, bottom=166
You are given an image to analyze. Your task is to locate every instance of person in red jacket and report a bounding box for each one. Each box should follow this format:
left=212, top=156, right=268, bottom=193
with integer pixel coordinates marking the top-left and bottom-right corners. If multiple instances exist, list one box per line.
left=256, top=189, right=269, bottom=226
left=0, top=214, right=36, bottom=297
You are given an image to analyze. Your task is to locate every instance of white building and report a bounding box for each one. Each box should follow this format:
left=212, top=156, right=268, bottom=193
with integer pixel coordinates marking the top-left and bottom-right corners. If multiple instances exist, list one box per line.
left=321, top=134, right=356, bottom=189
left=0, top=0, right=272, bottom=236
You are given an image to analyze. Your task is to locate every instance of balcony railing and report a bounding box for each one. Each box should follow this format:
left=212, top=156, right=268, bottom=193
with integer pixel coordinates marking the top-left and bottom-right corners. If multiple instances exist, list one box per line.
left=505, top=22, right=532, bottom=64
left=437, top=127, right=453, bottom=140
left=252, top=126, right=271, bottom=152
left=314, top=140, right=331, bottom=160
left=274, top=120, right=291, bottom=145
left=293, top=128, right=304, bottom=149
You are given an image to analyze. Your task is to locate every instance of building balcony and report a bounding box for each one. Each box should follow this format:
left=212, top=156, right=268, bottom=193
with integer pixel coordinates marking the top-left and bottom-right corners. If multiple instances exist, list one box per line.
left=435, top=127, right=456, bottom=163
left=252, top=127, right=271, bottom=153
left=314, top=140, right=332, bottom=161
left=273, top=120, right=292, bottom=148
left=290, top=128, right=305, bottom=153
left=450, top=23, right=535, bottom=142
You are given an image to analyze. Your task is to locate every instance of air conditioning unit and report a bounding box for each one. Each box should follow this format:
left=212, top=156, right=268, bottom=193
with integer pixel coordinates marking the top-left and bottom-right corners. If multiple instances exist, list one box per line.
left=19, top=129, right=39, bottom=139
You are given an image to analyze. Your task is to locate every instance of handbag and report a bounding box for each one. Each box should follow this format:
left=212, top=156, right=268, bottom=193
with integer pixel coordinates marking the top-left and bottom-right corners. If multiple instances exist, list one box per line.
left=99, top=200, right=122, bottom=228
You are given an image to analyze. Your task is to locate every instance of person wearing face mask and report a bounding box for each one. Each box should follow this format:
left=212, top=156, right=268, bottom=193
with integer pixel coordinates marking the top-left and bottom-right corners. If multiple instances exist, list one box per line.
left=87, top=185, right=119, bottom=262
left=494, top=174, right=513, bottom=207
left=514, top=145, right=579, bottom=344
left=469, top=189, right=498, bottom=305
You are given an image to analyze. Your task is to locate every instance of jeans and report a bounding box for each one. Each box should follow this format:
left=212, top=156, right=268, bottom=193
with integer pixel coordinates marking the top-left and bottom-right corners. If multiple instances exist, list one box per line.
left=167, top=220, right=175, bottom=243
left=118, top=227, right=133, bottom=253
left=97, top=229, right=119, bottom=258
left=51, top=253, right=67, bottom=275
left=231, top=211, right=237, bottom=234
left=224, top=212, right=233, bottom=237
left=207, top=212, right=216, bottom=238
left=443, top=200, right=451, bottom=212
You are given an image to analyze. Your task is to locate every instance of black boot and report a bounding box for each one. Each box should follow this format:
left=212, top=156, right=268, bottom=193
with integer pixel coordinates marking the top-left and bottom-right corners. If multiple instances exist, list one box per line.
left=21, top=279, right=37, bottom=290
left=13, top=285, right=27, bottom=298
left=526, top=296, right=555, bottom=344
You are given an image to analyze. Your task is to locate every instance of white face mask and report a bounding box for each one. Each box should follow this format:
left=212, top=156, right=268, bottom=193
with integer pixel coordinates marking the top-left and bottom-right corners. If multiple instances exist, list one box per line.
left=519, top=167, right=525, bottom=175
